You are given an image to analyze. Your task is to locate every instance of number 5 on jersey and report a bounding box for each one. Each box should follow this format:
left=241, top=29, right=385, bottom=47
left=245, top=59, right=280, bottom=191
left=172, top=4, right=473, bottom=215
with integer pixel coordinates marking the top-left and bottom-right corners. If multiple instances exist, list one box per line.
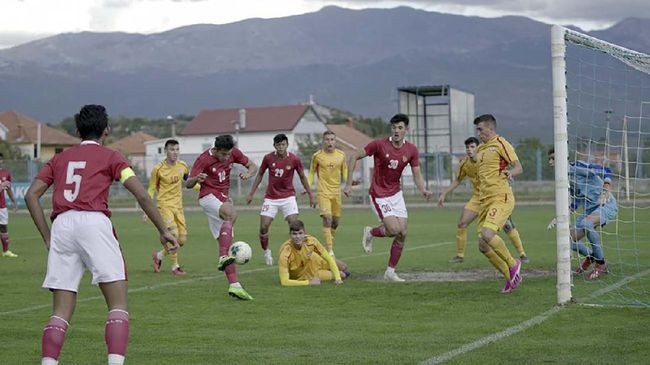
left=64, top=161, right=87, bottom=202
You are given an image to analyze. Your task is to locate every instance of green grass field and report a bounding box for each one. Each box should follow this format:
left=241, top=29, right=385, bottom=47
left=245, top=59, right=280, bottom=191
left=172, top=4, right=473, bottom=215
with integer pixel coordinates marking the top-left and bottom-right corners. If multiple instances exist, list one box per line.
left=1, top=206, right=649, bottom=364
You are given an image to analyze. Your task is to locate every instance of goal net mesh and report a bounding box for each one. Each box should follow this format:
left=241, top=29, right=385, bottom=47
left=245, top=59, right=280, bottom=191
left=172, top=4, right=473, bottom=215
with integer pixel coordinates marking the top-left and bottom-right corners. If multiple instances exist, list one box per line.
left=562, top=28, right=650, bottom=307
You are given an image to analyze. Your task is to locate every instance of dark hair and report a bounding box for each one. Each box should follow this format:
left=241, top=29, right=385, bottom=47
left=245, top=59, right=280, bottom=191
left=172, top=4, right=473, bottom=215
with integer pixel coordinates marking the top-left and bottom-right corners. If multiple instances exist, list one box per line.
left=389, top=113, right=409, bottom=126
left=273, top=133, right=288, bottom=145
left=323, top=130, right=336, bottom=138
left=464, top=137, right=480, bottom=146
left=289, top=220, right=305, bottom=232
left=548, top=148, right=555, bottom=155
left=0, top=153, right=4, bottom=159
left=473, top=114, right=497, bottom=128
left=164, top=139, right=179, bottom=149
left=75, top=104, right=108, bottom=140
left=214, top=135, right=235, bottom=150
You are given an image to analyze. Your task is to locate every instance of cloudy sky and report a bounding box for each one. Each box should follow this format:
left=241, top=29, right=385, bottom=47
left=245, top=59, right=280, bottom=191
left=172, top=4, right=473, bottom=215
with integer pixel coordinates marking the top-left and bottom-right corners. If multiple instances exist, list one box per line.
left=0, top=0, right=647, bottom=49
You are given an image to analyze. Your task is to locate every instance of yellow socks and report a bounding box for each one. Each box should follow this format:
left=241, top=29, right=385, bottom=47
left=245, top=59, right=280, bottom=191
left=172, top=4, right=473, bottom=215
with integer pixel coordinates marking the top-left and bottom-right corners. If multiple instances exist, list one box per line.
left=507, top=228, right=526, bottom=257
left=455, top=227, right=467, bottom=258
left=322, top=227, right=333, bottom=253
left=483, top=249, right=510, bottom=279
left=164, top=250, right=179, bottom=267
left=487, top=235, right=517, bottom=267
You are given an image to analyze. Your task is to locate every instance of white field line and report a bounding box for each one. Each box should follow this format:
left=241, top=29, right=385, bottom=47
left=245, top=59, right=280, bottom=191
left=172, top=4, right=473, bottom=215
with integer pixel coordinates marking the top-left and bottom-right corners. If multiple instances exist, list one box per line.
left=0, top=241, right=454, bottom=316
left=419, top=268, right=650, bottom=365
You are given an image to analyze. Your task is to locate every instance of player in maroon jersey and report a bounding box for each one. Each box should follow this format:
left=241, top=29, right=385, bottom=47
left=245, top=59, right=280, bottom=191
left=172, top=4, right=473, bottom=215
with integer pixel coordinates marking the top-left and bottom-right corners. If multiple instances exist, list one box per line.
left=24, top=105, right=178, bottom=365
left=344, top=113, right=432, bottom=282
left=246, top=133, right=314, bottom=266
left=0, top=153, right=19, bottom=258
left=186, top=134, right=258, bottom=300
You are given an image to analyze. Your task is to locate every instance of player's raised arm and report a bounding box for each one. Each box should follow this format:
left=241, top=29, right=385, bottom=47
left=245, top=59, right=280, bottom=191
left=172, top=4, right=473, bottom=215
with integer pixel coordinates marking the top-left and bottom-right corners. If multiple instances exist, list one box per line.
left=24, top=179, right=52, bottom=249
left=344, top=149, right=367, bottom=197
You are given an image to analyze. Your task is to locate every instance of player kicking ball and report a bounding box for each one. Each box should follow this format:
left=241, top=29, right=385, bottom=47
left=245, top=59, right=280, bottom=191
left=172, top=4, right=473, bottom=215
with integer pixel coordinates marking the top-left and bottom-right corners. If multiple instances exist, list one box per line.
left=247, top=133, right=314, bottom=266
left=187, top=135, right=258, bottom=300
left=344, top=113, right=432, bottom=282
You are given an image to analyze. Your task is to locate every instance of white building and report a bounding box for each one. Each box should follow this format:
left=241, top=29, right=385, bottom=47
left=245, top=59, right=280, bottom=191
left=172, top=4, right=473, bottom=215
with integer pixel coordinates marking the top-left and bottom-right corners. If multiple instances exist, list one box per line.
left=144, top=104, right=327, bottom=175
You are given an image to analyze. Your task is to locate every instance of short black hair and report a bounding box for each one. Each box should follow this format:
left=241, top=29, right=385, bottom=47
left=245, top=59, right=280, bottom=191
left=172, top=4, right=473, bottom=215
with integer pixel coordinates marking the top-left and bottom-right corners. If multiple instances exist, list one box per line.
left=464, top=137, right=480, bottom=146
left=214, top=135, right=235, bottom=150
left=389, top=113, right=409, bottom=127
left=164, top=139, right=179, bottom=149
left=548, top=148, right=555, bottom=155
left=75, top=104, right=108, bottom=140
left=289, top=220, right=305, bottom=232
left=0, top=153, right=4, bottom=159
left=473, top=114, right=497, bottom=128
left=273, top=133, right=288, bottom=145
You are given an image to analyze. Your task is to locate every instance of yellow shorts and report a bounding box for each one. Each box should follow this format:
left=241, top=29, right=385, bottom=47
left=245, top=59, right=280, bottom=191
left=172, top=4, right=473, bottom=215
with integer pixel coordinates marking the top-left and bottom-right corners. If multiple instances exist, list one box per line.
left=318, top=194, right=342, bottom=217
left=464, top=194, right=482, bottom=213
left=478, top=193, right=515, bottom=233
left=158, top=205, right=187, bottom=237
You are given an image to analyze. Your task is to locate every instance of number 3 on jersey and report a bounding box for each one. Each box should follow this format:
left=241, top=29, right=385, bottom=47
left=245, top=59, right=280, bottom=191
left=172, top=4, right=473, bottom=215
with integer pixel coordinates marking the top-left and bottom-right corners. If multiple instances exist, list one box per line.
left=64, top=161, right=87, bottom=202
left=388, top=159, right=398, bottom=169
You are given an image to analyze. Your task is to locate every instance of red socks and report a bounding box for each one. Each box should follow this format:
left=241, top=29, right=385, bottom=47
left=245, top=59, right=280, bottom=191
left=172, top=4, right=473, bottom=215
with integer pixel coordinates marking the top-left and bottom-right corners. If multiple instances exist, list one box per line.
left=105, top=309, right=129, bottom=357
left=219, top=222, right=237, bottom=284
left=370, top=226, right=386, bottom=237
left=1, top=232, right=9, bottom=252
left=259, top=233, right=269, bottom=250
left=388, top=240, right=404, bottom=268
left=42, top=316, right=69, bottom=361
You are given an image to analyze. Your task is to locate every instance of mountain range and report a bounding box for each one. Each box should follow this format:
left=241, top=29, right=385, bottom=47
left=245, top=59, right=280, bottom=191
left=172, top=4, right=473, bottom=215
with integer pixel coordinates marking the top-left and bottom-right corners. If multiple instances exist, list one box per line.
left=0, top=6, right=649, bottom=142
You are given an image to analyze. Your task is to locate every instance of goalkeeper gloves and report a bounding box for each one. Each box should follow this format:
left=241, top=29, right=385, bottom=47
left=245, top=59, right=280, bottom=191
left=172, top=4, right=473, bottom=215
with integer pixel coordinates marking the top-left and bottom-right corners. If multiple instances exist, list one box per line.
left=547, top=218, right=557, bottom=230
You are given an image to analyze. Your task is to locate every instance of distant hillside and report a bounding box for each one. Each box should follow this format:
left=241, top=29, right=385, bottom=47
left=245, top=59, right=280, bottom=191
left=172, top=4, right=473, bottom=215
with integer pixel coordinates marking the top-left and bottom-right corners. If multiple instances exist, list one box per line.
left=0, top=6, right=649, bottom=142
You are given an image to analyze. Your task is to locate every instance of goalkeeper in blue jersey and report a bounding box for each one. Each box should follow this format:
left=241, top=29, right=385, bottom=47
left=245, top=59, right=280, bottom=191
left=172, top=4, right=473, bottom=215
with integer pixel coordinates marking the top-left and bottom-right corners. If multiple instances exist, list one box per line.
left=547, top=148, right=618, bottom=280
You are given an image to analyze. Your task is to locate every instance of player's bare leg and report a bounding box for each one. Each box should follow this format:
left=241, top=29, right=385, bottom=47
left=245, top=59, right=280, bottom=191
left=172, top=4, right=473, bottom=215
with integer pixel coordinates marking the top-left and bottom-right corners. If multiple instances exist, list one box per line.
left=449, top=209, right=478, bottom=263
left=259, top=215, right=274, bottom=266
left=383, top=216, right=407, bottom=282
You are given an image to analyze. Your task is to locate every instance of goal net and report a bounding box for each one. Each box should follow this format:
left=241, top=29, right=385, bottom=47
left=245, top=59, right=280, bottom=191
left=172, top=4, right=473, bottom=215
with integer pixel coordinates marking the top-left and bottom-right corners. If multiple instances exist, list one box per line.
left=551, top=26, right=650, bottom=307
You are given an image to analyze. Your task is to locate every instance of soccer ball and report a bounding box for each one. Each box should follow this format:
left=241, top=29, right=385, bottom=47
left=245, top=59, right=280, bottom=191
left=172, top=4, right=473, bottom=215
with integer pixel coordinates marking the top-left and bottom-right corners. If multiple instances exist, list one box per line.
left=229, top=241, right=252, bottom=265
